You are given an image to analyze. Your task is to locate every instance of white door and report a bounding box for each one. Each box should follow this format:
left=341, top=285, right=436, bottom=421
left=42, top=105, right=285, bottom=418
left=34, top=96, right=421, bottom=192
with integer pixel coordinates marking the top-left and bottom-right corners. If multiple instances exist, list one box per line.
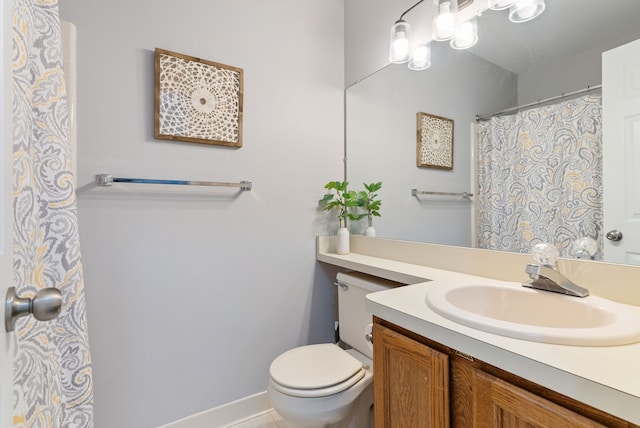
left=603, top=38, right=640, bottom=265
left=0, top=0, right=14, bottom=426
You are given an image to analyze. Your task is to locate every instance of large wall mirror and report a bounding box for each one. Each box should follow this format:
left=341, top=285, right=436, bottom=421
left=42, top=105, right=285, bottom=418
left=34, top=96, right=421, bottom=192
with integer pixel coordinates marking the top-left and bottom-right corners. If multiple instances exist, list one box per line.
left=346, top=0, right=640, bottom=265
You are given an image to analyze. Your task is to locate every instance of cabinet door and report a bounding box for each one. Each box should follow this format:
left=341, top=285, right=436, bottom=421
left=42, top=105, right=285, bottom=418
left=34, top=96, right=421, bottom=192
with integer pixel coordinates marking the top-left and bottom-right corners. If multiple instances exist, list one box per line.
left=473, top=369, right=605, bottom=427
left=373, top=323, right=449, bottom=428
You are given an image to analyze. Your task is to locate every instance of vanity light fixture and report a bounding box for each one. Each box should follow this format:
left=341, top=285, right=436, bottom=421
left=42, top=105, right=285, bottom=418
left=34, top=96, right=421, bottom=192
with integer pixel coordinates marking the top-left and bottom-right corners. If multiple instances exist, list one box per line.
left=389, top=19, right=412, bottom=63
left=433, top=0, right=458, bottom=41
left=389, top=0, right=426, bottom=64
left=450, top=16, right=478, bottom=50
left=408, top=43, right=432, bottom=70
left=509, top=0, right=546, bottom=23
left=389, top=0, right=545, bottom=71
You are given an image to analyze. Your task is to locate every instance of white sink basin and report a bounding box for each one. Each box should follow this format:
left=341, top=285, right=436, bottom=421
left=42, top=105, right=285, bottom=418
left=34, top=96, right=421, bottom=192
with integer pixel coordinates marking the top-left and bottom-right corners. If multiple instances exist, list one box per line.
left=425, top=283, right=640, bottom=346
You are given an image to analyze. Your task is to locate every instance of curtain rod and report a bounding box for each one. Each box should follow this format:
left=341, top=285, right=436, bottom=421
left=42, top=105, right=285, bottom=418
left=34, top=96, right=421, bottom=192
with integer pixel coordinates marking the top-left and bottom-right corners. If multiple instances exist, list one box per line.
left=475, top=84, right=602, bottom=122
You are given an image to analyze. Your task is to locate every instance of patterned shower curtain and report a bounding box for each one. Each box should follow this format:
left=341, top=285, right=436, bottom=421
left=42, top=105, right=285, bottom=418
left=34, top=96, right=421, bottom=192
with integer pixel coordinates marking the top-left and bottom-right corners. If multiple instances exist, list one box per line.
left=476, top=94, right=603, bottom=257
left=12, top=0, right=94, bottom=426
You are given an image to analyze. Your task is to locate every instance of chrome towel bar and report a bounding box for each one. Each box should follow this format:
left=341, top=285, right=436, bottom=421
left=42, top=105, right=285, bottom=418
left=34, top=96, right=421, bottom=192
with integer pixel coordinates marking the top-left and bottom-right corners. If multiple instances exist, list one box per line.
left=95, top=174, right=252, bottom=190
left=411, top=189, right=472, bottom=199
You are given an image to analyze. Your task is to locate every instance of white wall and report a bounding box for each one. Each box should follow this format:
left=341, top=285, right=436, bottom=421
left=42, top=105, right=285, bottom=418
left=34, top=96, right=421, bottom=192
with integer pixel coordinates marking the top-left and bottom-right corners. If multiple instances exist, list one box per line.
left=58, top=1, right=344, bottom=427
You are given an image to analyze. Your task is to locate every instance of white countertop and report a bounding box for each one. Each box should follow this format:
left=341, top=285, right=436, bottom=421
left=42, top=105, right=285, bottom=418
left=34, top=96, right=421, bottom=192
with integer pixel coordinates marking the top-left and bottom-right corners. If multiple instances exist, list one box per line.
left=317, top=240, right=640, bottom=424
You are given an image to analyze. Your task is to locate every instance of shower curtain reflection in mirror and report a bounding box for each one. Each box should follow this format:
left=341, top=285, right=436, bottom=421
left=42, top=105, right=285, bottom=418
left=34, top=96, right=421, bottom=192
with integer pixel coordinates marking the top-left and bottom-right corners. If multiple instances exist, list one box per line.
left=475, top=94, right=603, bottom=258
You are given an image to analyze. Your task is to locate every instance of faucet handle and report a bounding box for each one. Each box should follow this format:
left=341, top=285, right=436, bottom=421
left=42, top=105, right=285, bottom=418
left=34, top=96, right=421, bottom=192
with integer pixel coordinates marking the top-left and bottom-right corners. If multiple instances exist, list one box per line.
left=531, top=242, right=559, bottom=266
left=570, top=236, right=598, bottom=260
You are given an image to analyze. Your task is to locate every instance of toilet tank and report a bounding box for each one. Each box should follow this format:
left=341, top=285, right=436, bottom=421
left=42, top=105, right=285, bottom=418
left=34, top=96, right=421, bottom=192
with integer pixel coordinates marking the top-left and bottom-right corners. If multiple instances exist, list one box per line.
left=336, top=272, right=401, bottom=359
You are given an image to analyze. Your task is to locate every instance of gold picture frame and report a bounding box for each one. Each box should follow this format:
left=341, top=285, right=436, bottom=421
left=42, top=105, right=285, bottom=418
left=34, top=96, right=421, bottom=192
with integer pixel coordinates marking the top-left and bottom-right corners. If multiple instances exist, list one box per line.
left=416, top=112, right=454, bottom=169
left=154, top=48, right=244, bottom=147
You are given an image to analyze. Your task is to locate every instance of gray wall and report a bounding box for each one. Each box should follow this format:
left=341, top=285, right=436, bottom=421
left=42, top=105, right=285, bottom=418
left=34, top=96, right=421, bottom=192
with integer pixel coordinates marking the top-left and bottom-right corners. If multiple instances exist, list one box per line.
left=59, top=1, right=344, bottom=427
left=517, top=35, right=640, bottom=104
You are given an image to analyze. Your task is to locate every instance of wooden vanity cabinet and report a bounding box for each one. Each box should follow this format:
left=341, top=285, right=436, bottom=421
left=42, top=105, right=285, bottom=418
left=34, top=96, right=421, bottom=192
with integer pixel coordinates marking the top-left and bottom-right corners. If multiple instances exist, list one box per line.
left=373, top=318, right=638, bottom=428
left=472, top=370, right=605, bottom=427
left=373, top=319, right=450, bottom=427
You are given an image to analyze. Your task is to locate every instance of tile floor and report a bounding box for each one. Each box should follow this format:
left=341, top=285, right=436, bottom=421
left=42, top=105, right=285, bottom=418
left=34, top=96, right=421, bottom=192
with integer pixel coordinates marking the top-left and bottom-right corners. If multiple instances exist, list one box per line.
left=226, top=408, right=375, bottom=428
left=227, top=410, right=285, bottom=428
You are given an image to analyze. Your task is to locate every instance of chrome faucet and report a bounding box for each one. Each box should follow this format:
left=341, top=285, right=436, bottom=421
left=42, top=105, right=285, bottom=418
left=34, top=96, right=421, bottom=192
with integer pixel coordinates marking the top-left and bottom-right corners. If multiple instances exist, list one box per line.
left=523, top=264, right=589, bottom=297
left=522, top=242, right=589, bottom=298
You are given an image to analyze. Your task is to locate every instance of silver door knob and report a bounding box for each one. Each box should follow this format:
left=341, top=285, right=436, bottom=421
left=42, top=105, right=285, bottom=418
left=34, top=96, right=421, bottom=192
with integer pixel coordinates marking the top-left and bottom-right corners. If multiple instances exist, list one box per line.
left=606, top=230, right=623, bottom=242
left=5, top=287, right=62, bottom=332
left=365, top=332, right=373, bottom=344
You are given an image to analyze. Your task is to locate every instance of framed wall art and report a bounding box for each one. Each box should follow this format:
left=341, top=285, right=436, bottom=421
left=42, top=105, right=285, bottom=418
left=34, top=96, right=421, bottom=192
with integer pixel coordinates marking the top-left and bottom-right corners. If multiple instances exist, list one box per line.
left=154, top=48, right=244, bottom=147
left=416, top=112, right=454, bottom=169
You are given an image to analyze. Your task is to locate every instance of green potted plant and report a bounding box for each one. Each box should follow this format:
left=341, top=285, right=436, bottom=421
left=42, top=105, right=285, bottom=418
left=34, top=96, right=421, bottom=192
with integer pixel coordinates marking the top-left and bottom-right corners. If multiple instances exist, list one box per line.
left=322, top=180, right=360, bottom=254
left=358, top=182, right=382, bottom=237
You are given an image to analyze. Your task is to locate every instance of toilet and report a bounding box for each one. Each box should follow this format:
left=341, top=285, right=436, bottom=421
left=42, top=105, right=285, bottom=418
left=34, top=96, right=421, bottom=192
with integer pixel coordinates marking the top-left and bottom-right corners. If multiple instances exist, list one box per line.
left=268, top=272, right=399, bottom=427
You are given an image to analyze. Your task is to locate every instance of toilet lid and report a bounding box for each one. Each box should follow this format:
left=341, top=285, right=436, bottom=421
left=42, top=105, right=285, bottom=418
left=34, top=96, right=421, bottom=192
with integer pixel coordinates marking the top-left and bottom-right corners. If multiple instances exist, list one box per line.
left=270, top=344, right=364, bottom=390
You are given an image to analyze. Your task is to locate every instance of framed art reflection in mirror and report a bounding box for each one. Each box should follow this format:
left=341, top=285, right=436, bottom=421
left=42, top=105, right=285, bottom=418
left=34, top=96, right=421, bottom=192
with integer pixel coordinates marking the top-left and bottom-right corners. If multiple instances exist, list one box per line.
left=417, top=112, right=454, bottom=169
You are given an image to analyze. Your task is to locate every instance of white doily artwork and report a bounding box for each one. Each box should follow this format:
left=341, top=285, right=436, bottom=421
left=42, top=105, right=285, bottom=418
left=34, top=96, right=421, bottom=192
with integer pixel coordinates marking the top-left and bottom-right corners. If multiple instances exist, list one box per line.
left=154, top=48, right=244, bottom=147
left=417, top=112, right=454, bottom=169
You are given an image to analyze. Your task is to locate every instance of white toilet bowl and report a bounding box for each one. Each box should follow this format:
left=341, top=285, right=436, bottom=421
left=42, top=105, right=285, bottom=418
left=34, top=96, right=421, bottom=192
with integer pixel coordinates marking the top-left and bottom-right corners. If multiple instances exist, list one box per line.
left=268, top=343, right=373, bottom=428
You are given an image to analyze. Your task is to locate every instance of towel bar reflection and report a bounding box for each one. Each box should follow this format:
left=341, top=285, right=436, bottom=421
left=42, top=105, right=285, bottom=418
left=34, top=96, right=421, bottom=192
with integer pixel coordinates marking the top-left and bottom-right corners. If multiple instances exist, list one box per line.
left=96, top=174, right=252, bottom=190
left=411, top=189, right=472, bottom=199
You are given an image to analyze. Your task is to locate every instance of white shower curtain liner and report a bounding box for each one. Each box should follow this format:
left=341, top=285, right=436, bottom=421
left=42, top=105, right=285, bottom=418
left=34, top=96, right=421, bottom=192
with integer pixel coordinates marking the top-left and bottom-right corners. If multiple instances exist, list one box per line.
left=12, top=0, right=94, bottom=426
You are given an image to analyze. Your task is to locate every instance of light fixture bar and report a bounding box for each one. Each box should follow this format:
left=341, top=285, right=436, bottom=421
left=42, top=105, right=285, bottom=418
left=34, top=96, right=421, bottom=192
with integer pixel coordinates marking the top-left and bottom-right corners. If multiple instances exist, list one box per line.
left=399, top=0, right=425, bottom=20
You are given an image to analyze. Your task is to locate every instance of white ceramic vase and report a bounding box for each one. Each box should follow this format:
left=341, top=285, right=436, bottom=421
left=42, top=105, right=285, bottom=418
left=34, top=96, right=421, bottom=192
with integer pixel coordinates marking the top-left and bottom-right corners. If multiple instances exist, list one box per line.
left=337, top=226, right=350, bottom=255
left=364, top=217, right=376, bottom=237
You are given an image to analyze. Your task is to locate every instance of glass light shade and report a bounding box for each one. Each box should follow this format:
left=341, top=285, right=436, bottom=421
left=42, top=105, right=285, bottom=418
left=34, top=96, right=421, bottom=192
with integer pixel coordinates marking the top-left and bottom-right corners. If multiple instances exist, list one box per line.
left=389, top=20, right=411, bottom=63
left=450, top=17, right=478, bottom=50
left=509, top=0, right=545, bottom=23
left=433, top=0, right=458, bottom=41
left=488, top=0, right=516, bottom=10
left=408, top=44, right=432, bottom=70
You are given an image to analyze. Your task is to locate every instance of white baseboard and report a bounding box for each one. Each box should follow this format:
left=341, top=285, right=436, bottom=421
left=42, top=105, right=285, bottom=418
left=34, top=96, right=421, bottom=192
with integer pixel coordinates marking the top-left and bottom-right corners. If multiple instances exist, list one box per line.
left=157, top=391, right=272, bottom=428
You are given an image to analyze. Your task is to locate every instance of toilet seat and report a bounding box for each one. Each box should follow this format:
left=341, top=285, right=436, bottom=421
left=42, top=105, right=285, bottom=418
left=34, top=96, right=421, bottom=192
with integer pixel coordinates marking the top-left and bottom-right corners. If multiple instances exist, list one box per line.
left=269, top=343, right=366, bottom=398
